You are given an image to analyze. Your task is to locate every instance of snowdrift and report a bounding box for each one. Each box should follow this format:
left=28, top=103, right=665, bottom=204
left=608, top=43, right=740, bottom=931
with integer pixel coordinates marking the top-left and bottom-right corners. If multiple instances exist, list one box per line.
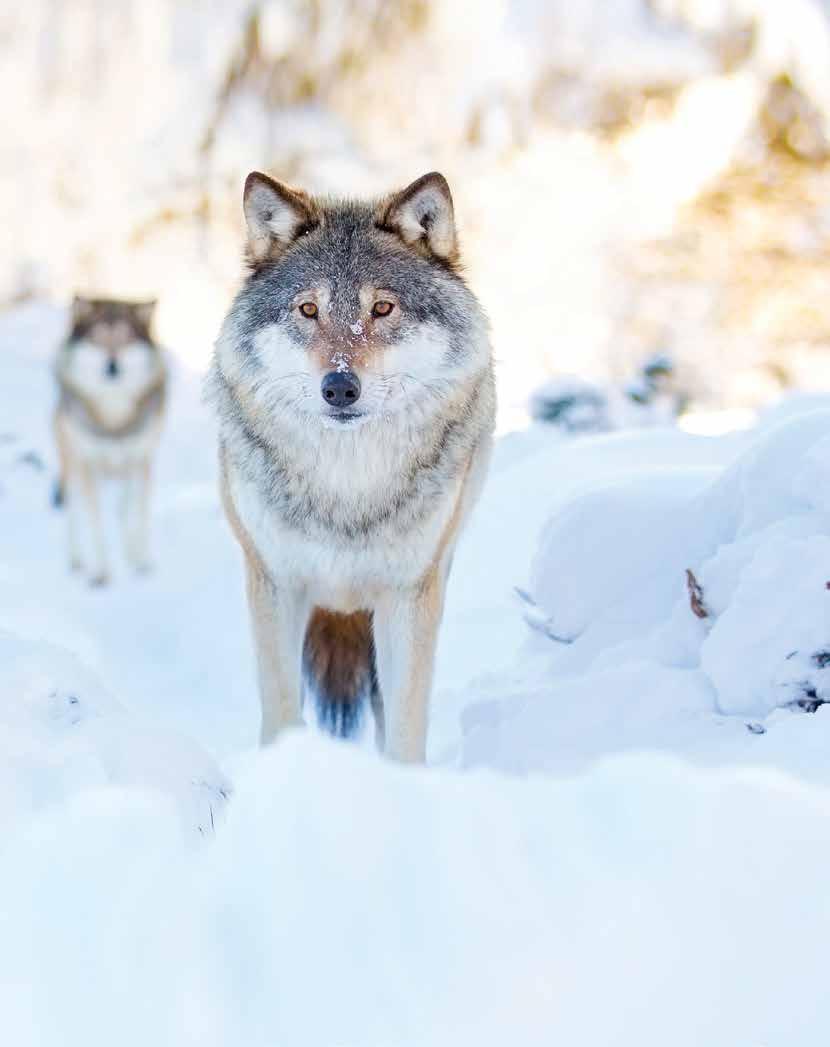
left=1, top=732, right=829, bottom=1047
left=0, top=629, right=229, bottom=837
left=462, top=406, right=830, bottom=780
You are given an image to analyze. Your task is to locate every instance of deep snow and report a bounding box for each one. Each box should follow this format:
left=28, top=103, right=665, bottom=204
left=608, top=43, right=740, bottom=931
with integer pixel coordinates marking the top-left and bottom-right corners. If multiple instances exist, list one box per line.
left=3, top=301, right=830, bottom=1044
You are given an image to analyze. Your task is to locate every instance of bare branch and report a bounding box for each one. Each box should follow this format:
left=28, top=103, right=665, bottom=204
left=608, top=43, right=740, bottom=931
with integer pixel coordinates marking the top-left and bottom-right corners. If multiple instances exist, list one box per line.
left=686, top=569, right=709, bottom=620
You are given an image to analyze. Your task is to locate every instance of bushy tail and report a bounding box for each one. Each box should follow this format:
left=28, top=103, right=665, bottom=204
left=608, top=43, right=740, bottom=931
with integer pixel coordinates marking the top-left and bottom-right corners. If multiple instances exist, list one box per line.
left=303, top=608, right=378, bottom=739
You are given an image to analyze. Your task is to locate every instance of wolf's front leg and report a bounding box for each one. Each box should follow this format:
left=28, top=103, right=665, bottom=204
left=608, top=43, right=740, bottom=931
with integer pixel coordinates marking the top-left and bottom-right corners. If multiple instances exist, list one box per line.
left=245, top=560, right=309, bottom=745
left=77, top=462, right=109, bottom=586
left=123, top=459, right=153, bottom=572
left=373, top=571, right=445, bottom=763
left=63, top=469, right=83, bottom=573
left=55, top=425, right=81, bottom=571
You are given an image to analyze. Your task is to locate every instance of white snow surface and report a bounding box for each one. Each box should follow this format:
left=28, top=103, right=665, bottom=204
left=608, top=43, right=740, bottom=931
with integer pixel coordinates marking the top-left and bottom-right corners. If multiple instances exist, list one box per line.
left=3, top=302, right=830, bottom=1044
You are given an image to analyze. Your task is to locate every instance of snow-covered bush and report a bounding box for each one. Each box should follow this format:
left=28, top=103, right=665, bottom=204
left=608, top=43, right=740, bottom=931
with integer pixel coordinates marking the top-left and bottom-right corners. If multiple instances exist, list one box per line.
left=529, top=375, right=611, bottom=432
left=529, top=353, right=686, bottom=433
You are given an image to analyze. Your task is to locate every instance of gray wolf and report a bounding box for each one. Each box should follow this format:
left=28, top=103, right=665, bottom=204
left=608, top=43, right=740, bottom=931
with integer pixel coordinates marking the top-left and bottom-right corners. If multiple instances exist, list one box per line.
left=54, top=296, right=166, bottom=585
left=208, top=170, right=495, bottom=761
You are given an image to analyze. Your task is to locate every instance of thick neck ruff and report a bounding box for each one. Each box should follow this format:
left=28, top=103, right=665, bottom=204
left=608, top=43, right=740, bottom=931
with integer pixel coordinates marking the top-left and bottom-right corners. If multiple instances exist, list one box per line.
left=213, top=362, right=490, bottom=542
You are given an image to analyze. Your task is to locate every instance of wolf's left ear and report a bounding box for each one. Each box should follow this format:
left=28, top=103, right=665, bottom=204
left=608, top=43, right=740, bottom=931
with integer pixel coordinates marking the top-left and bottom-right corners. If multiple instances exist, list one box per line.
left=243, top=171, right=318, bottom=263
left=131, top=299, right=157, bottom=329
left=378, top=172, right=458, bottom=263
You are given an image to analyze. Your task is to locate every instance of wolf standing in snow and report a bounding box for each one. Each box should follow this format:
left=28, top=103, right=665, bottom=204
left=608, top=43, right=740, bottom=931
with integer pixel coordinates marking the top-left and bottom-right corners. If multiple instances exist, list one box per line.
left=209, top=171, right=495, bottom=761
left=54, top=297, right=166, bottom=586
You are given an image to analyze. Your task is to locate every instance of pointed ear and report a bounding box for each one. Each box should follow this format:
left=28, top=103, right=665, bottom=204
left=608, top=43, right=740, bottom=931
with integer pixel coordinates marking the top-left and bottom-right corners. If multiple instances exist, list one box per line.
left=131, top=299, right=157, bottom=330
left=71, top=295, right=95, bottom=326
left=243, top=171, right=319, bottom=263
left=378, top=172, right=458, bottom=262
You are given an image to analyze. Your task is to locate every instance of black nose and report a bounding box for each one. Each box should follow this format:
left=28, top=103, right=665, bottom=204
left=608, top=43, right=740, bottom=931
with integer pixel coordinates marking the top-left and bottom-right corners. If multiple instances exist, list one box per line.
left=321, top=371, right=361, bottom=408
left=105, top=357, right=119, bottom=379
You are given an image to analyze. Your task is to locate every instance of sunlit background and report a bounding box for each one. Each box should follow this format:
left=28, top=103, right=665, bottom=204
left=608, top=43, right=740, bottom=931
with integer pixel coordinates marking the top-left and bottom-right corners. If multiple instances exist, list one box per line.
left=5, top=0, right=830, bottom=429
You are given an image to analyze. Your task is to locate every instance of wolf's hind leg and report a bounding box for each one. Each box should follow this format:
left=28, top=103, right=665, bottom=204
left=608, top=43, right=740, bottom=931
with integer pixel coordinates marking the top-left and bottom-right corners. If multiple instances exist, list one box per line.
left=245, top=560, right=309, bottom=745
left=372, top=571, right=444, bottom=763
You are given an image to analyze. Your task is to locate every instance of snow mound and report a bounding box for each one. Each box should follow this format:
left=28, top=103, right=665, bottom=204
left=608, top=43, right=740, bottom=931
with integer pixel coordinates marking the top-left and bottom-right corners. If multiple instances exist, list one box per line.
left=0, top=629, right=229, bottom=836
left=2, top=731, right=830, bottom=1046
left=459, top=406, right=830, bottom=776
left=532, top=409, right=830, bottom=713
left=695, top=411, right=830, bottom=715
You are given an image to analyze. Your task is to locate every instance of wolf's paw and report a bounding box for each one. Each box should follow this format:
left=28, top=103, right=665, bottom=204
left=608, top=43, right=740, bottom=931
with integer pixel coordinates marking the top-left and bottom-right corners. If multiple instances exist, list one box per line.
left=128, top=551, right=153, bottom=575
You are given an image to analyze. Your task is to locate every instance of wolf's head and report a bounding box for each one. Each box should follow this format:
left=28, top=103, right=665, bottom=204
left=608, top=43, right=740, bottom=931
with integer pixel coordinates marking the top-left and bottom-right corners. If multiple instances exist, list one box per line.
left=60, top=297, right=163, bottom=431
left=216, top=172, right=490, bottom=430
left=65, top=296, right=159, bottom=381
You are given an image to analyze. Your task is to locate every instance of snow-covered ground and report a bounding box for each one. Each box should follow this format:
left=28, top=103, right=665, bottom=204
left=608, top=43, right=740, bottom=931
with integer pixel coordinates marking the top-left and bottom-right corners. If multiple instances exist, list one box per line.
left=3, top=301, right=830, bottom=1045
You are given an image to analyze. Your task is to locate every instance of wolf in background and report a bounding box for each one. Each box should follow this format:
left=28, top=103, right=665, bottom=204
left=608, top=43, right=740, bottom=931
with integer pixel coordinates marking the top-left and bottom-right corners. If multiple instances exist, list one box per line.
left=54, top=296, right=166, bottom=586
left=209, top=171, right=495, bottom=761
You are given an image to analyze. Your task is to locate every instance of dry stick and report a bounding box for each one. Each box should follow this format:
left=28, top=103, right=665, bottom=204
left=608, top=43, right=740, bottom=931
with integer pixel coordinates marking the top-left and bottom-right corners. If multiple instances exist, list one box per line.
left=685, top=569, right=709, bottom=620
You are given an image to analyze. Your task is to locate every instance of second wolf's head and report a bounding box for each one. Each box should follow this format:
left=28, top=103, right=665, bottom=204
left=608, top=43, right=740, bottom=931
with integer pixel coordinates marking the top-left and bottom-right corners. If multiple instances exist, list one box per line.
left=214, top=172, right=490, bottom=431
left=63, top=296, right=160, bottom=385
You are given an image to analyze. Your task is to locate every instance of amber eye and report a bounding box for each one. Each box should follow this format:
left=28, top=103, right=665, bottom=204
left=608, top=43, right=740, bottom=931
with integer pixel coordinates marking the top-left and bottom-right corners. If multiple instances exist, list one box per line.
left=299, top=302, right=318, bottom=319
left=372, top=301, right=394, bottom=318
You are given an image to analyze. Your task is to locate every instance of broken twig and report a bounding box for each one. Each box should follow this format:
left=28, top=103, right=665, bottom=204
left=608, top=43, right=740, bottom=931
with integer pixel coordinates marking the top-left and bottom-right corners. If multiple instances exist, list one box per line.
left=685, top=569, right=709, bottom=620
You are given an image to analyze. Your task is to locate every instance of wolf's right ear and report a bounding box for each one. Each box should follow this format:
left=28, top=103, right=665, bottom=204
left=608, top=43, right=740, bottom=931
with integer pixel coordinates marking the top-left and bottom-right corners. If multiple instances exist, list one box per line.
left=243, top=172, right=319, bottom=264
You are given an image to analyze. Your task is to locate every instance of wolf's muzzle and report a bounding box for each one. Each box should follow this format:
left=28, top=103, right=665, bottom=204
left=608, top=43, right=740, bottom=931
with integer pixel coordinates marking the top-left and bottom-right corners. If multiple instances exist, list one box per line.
left=321, top=371, right=361, bottom=408
left=105, top=357, right=120, bottom=379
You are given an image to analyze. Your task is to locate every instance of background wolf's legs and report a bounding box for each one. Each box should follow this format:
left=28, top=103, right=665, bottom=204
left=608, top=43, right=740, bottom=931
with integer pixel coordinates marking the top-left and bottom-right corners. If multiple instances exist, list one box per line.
left=245, top=561, right=308, bottom=744
left=373, top=572, right=444, bottom=763
left=76, top=462, right=108, bottom=585
left=63, top=471, right=83, bottom=572
left=123, top=459, right=152, bottom=572
left=55, top=421, right=82, bottom=570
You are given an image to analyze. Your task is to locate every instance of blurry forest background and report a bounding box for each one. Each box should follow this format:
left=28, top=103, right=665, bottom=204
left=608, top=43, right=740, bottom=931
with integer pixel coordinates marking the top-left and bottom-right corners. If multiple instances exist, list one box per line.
left=5, top=0, right=830, bottom=423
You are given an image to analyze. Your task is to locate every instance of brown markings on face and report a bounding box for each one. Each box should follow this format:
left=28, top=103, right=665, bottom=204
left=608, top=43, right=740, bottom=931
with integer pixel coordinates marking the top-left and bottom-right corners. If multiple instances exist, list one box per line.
left=87, top=320, right=135, bottom=351
left=294, top=283, right=402, bottom=377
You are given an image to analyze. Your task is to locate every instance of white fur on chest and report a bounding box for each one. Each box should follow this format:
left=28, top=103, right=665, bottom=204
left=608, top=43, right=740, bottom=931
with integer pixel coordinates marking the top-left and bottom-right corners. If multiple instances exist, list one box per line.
left=64, top=413, right=162, bottom=471
left=64, top=340, right=158, bottom=430
left=229, top=462, right=458, bottom=610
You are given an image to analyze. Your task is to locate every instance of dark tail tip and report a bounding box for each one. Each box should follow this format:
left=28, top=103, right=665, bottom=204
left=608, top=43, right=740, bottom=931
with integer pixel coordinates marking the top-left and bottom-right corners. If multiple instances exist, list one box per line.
left=51, top=478, right=64, bottom=509
left=315, top=696, right=365, bottom=739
